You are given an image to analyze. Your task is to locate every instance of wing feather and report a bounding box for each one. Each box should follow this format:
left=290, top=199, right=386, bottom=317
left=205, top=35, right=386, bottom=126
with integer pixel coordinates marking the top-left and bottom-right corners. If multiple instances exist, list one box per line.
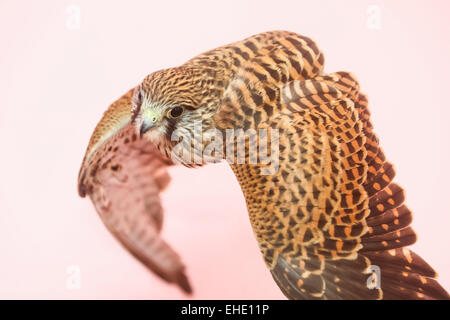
left=266, top=73, right=448, bottom=299
left=227, top=71, right=449, bottom=299
left=78, top=89, right=192, bottom=294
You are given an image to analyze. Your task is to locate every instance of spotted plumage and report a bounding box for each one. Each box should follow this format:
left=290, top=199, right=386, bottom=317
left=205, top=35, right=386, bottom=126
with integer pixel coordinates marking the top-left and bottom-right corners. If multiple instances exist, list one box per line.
left=78, top=31, right=449, bottom=299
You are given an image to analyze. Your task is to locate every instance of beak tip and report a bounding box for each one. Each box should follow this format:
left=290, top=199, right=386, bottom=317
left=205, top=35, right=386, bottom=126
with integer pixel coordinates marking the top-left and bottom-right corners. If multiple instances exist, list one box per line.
left=139, top=124, right=147, bottom=138
left=139, top=122, right=156, bottom=137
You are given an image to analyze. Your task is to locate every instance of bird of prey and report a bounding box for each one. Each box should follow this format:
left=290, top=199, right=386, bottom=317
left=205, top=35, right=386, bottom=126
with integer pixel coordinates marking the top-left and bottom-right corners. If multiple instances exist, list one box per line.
left=78, top=30, right=449, bottom=299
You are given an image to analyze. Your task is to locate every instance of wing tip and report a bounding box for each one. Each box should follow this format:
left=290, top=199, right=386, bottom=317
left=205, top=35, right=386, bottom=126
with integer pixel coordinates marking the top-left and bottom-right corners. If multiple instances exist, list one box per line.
left=176, top=271, right=193, bottom=295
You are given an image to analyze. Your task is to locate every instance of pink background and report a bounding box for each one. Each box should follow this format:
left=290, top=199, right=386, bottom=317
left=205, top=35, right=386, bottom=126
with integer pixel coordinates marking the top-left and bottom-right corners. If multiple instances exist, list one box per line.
left=0, top=0, right=449, bottom=299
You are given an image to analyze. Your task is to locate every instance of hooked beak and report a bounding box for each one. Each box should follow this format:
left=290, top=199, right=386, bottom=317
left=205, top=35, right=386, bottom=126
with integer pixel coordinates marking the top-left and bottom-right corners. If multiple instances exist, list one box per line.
left=139, top=108, right=162, bottom=137
left=140, top=121, right=157, bottom=137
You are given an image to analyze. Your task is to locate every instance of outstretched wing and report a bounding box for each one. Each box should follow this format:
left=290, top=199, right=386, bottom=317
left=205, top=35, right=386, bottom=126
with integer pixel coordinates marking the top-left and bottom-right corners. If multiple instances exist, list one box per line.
left=234, top=72, right=449, bottom=299
left=209, top=30, right=448, bottom=299
left=78, top=89, right=192, bottom=294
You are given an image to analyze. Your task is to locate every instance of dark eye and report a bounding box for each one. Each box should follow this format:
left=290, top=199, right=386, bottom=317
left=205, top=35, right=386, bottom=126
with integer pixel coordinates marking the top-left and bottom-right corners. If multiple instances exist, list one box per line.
left=168, top=106, right=184, bottom=118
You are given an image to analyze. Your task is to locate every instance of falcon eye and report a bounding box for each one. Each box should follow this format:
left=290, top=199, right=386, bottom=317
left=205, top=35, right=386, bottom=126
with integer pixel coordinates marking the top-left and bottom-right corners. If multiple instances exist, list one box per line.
left=168, top=106, right=184, bottom=118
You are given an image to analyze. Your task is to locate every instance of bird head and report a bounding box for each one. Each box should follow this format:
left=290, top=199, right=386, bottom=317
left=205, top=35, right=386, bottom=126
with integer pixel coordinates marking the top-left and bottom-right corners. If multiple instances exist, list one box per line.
left=131, top=66, right=226, bottom=161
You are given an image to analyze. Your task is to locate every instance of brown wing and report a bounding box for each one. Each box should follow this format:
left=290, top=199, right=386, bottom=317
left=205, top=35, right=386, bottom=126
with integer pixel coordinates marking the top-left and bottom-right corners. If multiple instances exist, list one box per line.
left=233, top=72, right=449, bottom=299
left=78, top=89, right=192, bottom=294
left=208, top=31, right=448, bottom=299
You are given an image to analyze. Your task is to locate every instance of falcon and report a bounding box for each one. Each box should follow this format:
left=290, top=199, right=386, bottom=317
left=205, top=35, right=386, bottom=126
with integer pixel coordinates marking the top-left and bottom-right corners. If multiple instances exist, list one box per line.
left=78, top=30, right=449, bottom=299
